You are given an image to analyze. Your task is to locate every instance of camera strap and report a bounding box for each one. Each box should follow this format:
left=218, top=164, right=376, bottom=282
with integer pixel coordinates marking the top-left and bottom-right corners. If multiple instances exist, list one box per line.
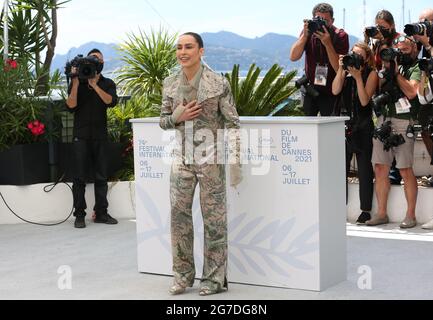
left=313, top=31, right=335, bottom=87
left=313, top=27, right=338, bottom=63
left=397, top=63, right=419, bottom=117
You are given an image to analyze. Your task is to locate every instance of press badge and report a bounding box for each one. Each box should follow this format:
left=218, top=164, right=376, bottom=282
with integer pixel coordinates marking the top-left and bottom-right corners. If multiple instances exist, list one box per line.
left=395, top=97, right=411, bottom=114
left=314, top=65, right=328, bottom=86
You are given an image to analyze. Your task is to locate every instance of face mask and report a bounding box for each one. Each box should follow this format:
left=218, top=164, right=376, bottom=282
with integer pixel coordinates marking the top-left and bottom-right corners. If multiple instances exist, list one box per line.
left=399, top=54, right=414, bottom=66
left=378, top=26, right=394, bottom=40
left=97, top=62, right=104, bottom=74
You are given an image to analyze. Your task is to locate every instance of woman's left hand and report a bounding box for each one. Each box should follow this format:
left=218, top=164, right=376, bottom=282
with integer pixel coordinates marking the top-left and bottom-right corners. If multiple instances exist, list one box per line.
left=348, top=67, right=362, bottom=80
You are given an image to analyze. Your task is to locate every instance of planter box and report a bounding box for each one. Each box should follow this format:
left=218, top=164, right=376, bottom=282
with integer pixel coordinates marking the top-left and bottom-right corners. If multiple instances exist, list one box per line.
left=0, top=143, right=49, bottom=186
left=58, top=142, right=124, bottom=182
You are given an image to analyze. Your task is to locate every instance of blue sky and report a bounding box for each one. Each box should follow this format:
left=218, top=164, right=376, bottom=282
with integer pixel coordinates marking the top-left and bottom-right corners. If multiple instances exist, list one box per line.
left=56, top=0, right=432, bottom=54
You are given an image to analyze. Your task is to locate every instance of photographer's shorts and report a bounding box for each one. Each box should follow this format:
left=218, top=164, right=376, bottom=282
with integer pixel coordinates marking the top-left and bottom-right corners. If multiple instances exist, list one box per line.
left=372, top=117, right=415, bottom=169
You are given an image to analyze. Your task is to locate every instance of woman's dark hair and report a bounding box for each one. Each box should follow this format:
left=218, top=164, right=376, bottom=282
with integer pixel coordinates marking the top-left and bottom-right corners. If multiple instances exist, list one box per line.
left=181, top=32, right=204, bottom=49
left=375, top=10, right=395, bottom=26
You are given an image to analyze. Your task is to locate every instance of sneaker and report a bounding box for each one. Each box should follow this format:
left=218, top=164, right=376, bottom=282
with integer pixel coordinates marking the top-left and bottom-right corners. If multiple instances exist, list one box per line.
left=422, top=219, right=433, bottom=230
left=74, top=216, right=86, bottom=229
left=356, top=212, right=371, bottom=225
left=366, top=215, right=389, bottom=226
left=94, top=213, right=118, bottom=225
left=400, top=216, right=417, bottom=229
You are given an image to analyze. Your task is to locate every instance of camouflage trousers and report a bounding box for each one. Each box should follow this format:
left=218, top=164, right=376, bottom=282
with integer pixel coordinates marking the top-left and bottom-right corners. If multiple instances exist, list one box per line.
left=170, top=158, right=228, bottom=290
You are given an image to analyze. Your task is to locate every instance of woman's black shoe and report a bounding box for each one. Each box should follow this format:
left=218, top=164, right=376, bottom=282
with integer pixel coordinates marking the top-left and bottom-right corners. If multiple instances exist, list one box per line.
left=356, top=212, right=371, bottom=224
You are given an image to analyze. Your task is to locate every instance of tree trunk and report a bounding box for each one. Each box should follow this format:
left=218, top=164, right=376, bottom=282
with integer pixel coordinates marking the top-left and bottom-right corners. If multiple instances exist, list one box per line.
left=35, top=1, right=58, bottom=96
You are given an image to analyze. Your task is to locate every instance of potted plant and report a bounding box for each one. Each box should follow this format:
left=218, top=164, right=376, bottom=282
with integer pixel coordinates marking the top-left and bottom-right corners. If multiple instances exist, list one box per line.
left=0, top=58, right=49, bottom=185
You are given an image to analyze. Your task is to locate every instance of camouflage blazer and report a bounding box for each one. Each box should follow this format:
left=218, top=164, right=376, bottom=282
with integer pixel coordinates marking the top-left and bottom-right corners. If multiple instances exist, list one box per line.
left=160, top=65, right=240, bottom=165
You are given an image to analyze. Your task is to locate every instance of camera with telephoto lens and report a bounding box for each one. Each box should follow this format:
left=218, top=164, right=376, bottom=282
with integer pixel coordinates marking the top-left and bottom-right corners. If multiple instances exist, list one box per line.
left=343, top=52, right=364, bottom=70
left=380, top=48, right=402, bottom=62
left=307, top=16, right=327, bottom=33
left=419, top=58, right=433, bottom=74
left=373, top=121, right=406, bottom=151
left=65, top=54, right=102, bottom=80
left=365, top=26, right=380, bottom=38
left=404, top=20, right=433, bottom=37
left=295, top=75, right=320, bottom=98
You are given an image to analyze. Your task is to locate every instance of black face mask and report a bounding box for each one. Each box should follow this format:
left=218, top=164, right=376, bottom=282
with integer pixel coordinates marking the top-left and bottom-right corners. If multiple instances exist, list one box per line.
left=399, top=54, right=414, bottom=66
left=378, top=26, right=394, bottom=40
left=97, top=62, right=104, bottom=74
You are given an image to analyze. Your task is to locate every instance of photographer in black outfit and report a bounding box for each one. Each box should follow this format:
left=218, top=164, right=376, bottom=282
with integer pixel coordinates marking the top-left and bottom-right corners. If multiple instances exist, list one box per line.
left=332, top=42, right=379, bottom=224
left=66, top=49, right=119, bottom=229
left=290, top=3, right=349, bottom=116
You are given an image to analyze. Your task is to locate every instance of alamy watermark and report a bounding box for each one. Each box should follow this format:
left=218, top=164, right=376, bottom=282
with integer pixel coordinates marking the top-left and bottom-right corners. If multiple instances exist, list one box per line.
left=57, top=265, right=72, bottom=290
left=357, top=265, right=373, bottom=290
left=160, top=125, right=274, bottom=176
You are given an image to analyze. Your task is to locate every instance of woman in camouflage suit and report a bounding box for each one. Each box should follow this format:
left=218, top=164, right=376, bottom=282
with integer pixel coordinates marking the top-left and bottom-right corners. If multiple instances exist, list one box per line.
left=160, top=32, right=241, bottom=296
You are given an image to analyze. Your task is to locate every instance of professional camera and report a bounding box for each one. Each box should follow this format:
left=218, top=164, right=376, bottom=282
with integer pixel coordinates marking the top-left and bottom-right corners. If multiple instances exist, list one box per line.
left=380, top=48, right=402, bottom=62
left=307, top=16, right=327, bottom=33
left=372, top=92, right=392, bottom=110
left=406, top=117, right=433, bottom=139
left=295, top=75, right=320, bottom=98
left=404, top=20, right=433, bottom=37
left=342, top=52, right=364, bottom=70
left=373, top=121, right=406, bottom=151
left=371, top=79, right=403, bottom=117
left=365, top=26, right=380, bottom=38
left=64, top=54, right=102, bottom=81
left=405, top=124, right=423, bottom=139
left=419, top=58, right=433, bottom=74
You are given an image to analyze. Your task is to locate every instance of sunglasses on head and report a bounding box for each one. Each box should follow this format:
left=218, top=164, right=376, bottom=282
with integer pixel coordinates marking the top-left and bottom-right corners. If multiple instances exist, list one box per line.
left=393, top=35, right=416, bottom=45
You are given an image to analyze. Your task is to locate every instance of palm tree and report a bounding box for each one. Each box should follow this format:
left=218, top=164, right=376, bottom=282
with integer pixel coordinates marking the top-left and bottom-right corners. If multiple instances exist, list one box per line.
left=225, top=64, right=300, bottom=116
left=117, top=28, right=178, bottom=105
left=0, top=0, right=70, bottom=95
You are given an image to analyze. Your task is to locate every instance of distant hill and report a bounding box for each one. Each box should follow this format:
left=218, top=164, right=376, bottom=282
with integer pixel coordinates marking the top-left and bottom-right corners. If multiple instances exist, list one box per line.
left=202, top=31, right=301, bottom=72
left=51, top=32, right=360, bottom=76
left=202, top=31, right=359, bottom=73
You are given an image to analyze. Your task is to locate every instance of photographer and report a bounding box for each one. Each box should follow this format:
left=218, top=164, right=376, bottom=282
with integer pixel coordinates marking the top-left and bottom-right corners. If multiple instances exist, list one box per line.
left=332, top=43, right=378, bottom=224
left=66, top=49, right=119, bottom=229
left=366, top=36, right=421, bottom=229
left=290, top=3, right=349, bottom=116
left=412, top=9, right=433, bottom=185
left=365, top=11, right=402, bottom=185
left=418, top=60, right=433, bottom=230
left=364, top=10, right=400, bottom=70
left=412, top=9, right=433, bottom=58
left=418, top=65, right=433, bottom=105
